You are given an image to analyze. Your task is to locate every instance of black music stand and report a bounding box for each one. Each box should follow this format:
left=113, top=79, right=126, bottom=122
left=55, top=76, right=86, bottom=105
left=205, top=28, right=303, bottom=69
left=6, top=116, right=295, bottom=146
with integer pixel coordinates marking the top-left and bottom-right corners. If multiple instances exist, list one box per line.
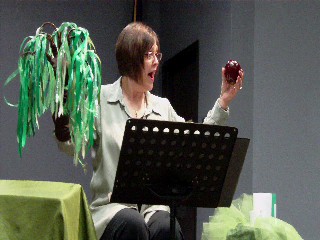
left=111, top=119, right=250, bottom=240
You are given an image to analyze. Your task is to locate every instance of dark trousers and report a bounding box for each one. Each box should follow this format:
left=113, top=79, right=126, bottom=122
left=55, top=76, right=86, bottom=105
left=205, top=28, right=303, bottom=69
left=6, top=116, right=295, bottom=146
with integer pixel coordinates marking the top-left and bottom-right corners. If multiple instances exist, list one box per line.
left=100, top=208, right=184, bottom=240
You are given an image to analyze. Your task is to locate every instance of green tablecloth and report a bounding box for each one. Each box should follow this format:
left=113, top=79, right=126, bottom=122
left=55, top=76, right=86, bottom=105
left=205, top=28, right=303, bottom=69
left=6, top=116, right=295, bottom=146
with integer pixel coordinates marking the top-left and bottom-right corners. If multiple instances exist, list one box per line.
left=0, top=180, right=97, bottom=240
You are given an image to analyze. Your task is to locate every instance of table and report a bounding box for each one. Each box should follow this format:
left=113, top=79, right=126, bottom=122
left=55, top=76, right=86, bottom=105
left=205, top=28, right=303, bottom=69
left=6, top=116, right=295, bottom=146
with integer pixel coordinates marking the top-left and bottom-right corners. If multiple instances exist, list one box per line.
left=0, top=180, right=97, bottom=240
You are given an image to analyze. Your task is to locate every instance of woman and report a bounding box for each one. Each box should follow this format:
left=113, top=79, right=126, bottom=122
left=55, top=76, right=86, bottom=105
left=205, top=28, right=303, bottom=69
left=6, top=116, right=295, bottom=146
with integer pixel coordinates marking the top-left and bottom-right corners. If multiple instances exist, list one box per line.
left=55, top=22, right=244, bottom=240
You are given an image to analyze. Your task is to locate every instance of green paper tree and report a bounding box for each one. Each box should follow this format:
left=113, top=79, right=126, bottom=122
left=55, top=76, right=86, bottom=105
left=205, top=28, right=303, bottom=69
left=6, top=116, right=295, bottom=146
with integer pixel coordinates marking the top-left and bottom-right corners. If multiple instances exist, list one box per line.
left=5, top=22, right=102, bottom=169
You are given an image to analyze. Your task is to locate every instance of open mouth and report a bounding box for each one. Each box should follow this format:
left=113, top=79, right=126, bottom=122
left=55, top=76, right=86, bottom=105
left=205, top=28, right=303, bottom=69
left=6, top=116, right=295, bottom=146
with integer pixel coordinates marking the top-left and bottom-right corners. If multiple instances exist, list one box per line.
left=148, top=71, right=156, bottom=81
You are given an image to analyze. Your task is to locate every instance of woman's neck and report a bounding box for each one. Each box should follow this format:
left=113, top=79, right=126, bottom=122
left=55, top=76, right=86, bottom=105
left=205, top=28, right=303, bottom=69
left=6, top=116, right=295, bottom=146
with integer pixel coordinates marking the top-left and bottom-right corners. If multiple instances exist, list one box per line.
left=121, top=76, right=146, bottom=118
left=121, top=76, right=144, bottom=99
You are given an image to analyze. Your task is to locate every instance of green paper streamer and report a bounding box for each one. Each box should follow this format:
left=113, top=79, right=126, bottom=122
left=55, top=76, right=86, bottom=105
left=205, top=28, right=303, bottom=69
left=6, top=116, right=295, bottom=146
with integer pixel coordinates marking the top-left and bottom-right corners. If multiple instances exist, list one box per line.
left=4, top=69, right=20, bottom=107
left=4, top=22, right=102, bottom=168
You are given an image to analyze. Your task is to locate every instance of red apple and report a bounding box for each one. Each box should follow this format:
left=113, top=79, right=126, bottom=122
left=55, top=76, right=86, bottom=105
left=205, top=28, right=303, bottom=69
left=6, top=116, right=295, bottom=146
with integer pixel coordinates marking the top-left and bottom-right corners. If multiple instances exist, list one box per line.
left=224, top=60, right=241, bottom=85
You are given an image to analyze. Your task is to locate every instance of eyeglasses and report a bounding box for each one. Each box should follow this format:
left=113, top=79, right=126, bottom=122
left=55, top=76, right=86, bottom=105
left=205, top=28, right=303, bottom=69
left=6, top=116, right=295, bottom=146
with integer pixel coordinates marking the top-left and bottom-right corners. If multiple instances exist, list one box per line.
left=144, top=52, right=162, bottom=62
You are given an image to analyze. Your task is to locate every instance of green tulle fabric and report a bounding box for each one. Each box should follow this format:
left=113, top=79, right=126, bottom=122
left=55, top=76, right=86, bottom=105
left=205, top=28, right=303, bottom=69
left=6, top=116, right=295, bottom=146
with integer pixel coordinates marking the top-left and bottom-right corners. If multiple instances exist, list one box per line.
left=202, top=194, right=303, bottom=240
left=5, top=22, right=101, bottom=168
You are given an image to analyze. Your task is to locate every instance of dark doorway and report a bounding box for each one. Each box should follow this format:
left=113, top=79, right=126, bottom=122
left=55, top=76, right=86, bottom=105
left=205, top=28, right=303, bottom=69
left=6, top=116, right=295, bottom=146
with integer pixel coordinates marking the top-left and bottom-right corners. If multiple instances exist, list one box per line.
left=162, top=41, right=199, bottom=240
left=162, top=41, right=199, bottom=122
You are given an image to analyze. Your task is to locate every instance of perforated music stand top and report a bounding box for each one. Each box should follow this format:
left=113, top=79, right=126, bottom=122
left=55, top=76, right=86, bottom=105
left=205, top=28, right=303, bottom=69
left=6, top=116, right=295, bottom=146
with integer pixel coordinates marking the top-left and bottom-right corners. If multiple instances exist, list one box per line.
left=111, top=119, right=248, bottom=208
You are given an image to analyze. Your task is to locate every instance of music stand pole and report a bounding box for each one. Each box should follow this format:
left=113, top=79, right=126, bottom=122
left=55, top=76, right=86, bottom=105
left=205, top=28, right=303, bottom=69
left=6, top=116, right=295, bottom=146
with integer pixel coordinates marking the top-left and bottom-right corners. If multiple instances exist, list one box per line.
left=170, top=201, right=176, bottom=240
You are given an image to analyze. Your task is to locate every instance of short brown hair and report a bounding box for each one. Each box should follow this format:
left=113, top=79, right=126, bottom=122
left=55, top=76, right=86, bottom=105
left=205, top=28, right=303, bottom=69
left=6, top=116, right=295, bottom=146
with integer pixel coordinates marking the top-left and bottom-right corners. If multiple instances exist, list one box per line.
left=116, top=22, right=160, bottom=83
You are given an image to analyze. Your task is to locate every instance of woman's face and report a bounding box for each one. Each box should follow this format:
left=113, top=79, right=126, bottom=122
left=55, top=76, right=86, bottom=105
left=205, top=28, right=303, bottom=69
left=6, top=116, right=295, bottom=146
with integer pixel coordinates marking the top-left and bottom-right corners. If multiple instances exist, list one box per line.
left=139, top=43, right=160, bottom=92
